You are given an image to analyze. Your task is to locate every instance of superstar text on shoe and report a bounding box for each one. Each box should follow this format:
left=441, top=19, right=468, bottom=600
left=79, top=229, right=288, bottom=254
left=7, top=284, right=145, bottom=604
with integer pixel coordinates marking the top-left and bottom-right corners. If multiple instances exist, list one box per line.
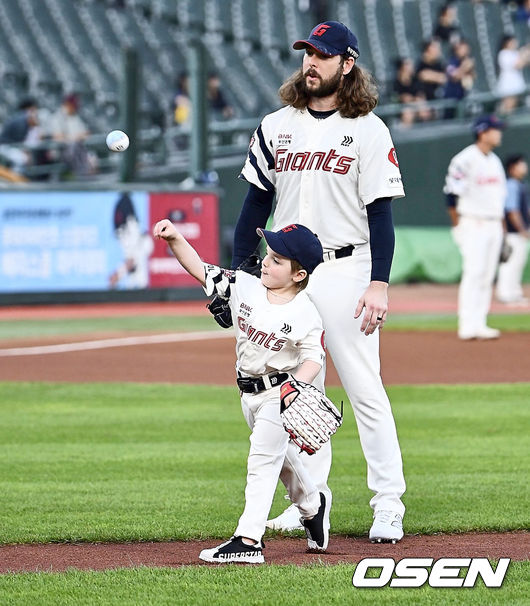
left=301, top=492, right=329, bottom=551
left=369, top=510, right=404, bottom=544
left=199, top=536, right=265, bottom=564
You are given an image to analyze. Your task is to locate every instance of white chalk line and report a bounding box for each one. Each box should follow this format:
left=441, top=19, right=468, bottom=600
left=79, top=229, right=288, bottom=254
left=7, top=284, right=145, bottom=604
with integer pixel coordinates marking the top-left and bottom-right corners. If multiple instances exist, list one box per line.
left=0, top=330, right=234, bottom=357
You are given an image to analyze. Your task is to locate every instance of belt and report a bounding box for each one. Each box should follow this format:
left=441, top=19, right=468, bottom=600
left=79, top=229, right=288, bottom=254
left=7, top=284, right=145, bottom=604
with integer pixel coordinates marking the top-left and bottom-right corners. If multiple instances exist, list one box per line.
left=322, top=244, right=355, bottom=262
left=237, top=372, right=289, bottom=394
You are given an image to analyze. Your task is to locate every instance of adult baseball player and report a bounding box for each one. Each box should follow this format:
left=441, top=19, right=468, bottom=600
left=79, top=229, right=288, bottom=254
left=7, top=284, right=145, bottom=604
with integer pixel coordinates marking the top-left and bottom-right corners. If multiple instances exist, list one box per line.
left=444, top=115, right=507, bottom=339
left=230, top=21, right=406, bottom=543
left=496, top=154, right=529, bottom=305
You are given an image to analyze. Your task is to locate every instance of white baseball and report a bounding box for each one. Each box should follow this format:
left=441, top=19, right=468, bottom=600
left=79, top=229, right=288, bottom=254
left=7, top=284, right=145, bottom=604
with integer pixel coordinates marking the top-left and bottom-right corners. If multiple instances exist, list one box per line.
left=106, top=130, right=129, bottom=152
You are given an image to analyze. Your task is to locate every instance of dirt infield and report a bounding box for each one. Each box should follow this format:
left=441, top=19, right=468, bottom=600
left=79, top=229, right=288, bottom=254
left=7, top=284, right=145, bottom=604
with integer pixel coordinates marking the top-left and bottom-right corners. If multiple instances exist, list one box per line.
left=1, top=532, right=528, bottom=572
left=1, top=284, right=528, bottom=571
left=1, top=284, right=528, bottom=385
left=0, top=330, right=529, bottom=385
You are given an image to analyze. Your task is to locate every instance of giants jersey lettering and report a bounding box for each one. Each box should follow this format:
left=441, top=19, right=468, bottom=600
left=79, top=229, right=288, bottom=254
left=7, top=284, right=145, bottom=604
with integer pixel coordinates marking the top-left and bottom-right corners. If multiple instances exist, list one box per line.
left=444, top=144, right=507, bottom=219
left=275, top=148, right=355, bottom=175
left=203, top=265, right=325, bottom=377
left=240, top=106, right=405, bottom=250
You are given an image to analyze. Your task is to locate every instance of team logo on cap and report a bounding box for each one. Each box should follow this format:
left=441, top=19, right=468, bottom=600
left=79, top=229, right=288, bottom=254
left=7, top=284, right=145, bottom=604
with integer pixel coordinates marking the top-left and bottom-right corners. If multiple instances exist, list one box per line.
left=313, top=24, right=330, bottom=36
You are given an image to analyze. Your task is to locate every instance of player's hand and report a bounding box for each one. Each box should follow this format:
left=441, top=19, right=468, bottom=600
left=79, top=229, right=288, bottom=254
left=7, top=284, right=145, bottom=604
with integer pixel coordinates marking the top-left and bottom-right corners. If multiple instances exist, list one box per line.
left=354, top=281, right=388, bottom=336
left=153, top=219, right=178, bottom=241
left=282, top=393, right=297, bottom=408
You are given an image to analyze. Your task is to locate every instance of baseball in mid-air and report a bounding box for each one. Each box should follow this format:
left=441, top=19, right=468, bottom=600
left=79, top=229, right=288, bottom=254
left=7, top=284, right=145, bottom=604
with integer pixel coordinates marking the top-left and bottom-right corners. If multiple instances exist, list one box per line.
left=106, top=130, right=129, bottom=152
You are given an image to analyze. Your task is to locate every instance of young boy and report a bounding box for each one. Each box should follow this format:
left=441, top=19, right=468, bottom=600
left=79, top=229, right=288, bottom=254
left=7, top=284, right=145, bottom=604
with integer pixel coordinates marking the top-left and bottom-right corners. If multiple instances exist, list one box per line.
left=153, top=220, right=328, bottom=563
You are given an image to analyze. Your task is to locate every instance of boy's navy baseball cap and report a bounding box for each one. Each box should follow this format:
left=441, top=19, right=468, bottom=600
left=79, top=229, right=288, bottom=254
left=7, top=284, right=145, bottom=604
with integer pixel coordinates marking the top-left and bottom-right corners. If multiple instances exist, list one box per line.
left=472, top=114, right=505, bottom=135
left=293, top=21, right=359, bottom=59
left=257, top=224, right=323, bottom=274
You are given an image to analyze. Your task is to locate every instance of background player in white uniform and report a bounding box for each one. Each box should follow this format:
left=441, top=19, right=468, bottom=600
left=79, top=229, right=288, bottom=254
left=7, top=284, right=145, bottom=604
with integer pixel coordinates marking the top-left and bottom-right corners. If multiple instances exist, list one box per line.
left=153, top=219, right=328, bottom=563
left=496, top=154, right=529, bottom=305
left=444, top=115, right=507, bottom=340
left=231, top=21, right=406, bottom=543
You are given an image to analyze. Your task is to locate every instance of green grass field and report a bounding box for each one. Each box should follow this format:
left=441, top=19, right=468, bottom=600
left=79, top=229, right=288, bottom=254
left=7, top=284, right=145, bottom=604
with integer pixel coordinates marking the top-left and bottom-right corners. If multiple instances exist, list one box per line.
left=1, top=562, right=528, bottom=606
left=0, top=312, right=528, bottom=342
left=1, top=312, right=528, bottom=605
left=1, top=380, right=529, bottom=604
left=1, top=382, right=529, bottom=543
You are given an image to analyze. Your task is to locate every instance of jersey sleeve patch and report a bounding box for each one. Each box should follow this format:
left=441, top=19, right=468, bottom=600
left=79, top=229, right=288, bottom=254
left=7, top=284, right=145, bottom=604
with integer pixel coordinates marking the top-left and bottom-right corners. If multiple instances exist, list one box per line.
left=388, top=148, right=399, bottom=167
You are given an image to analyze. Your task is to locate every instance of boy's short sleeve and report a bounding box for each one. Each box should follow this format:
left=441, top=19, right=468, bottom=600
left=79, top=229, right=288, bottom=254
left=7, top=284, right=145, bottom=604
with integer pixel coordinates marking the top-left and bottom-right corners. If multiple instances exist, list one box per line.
left=203, top=263, right=236, bottom=297
left=296, top=300, right=326, bottom=367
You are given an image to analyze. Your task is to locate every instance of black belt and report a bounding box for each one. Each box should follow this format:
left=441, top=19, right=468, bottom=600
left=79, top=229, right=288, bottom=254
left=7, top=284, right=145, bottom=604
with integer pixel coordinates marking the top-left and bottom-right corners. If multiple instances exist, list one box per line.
left=237, top=372, right=289, bottom=394
left=322, top=244, right=355, bottom=262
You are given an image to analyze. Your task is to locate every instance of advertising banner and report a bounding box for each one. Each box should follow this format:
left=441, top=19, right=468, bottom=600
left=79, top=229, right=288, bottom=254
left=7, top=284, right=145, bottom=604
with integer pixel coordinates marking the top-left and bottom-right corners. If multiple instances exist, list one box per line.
left=0, top=190, right=219, bottom=293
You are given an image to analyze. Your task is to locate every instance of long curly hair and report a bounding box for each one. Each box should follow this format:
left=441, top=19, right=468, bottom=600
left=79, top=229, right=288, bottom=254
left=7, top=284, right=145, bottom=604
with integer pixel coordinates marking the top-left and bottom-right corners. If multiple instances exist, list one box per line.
left=278, top=59, right=378, bottom=118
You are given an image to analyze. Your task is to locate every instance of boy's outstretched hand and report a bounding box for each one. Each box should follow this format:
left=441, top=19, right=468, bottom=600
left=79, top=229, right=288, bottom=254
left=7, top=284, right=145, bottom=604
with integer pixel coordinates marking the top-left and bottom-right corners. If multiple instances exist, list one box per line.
left=153, top=219, right=178, bottom=241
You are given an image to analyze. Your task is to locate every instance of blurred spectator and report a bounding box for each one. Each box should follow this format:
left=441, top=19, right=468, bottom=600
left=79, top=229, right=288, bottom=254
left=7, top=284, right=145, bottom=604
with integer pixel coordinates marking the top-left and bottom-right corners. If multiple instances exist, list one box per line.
left=433, top=2, right=461, bottom=46
left=172, top=71, right=234, bottom=150
left=443, top=39, right=476, bottom=118
left=0, top=98, right=41, bottom=174
left=416, top=39, right=447, bottom=119
left=172, top=71, right=191, bottom=150
left=173, top=71, right=191, bottom=127
left=207, top=71, right=234, bottom=120
left=496, top=35, right=530, bottom=114
left=47, top=93, right=95, bottom=176
left=391, top=57, right=430, bottom=126
left=496, top=154, right=530, bottom=305
left=514, top=0, right=530, bottom=23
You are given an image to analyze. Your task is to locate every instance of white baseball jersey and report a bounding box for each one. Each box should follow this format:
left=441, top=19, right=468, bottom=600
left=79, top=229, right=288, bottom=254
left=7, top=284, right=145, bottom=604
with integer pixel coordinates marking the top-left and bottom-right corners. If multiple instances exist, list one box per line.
left=203, top=264, right=325, bottom=377
left=444, top=144, right=507, bottom=219
left=240, top=106, right=405, bottom=250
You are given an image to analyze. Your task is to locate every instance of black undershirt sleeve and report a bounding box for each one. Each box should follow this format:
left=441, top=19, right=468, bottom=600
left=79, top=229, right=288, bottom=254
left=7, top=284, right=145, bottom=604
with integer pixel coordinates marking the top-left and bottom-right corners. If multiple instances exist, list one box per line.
left=231, top=183, right=275, bottom=269
left=366, top=197, right=395, bottom=283
left=446, top=193, right=458, bottom=207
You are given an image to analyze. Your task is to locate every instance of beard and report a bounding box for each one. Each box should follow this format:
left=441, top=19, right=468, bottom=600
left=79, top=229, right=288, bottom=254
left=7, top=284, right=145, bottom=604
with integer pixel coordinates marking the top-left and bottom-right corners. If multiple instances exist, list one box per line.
left=302, top=65, right=343, bottom=98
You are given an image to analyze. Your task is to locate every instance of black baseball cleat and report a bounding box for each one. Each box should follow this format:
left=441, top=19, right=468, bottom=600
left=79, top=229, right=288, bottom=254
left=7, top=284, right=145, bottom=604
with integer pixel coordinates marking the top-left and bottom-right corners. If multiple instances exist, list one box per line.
left=199, top=536, right=265, bottom=564
left=301, top=492, right=329, bottom=551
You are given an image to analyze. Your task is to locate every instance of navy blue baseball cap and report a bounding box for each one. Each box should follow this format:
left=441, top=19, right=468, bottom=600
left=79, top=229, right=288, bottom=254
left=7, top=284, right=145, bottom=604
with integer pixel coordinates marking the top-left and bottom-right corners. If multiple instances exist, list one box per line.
left=293, top=21, right=360, bottom=59
left=257, top=224, right=323, bottom=274
left=472, top=114, right=505, bottom=135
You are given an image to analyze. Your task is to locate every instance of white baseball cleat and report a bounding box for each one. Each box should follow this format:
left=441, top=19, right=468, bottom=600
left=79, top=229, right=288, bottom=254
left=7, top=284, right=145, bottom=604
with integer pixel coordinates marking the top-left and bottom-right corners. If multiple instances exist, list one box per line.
left=458, top=326, right=500, bottom=340
left=265, top=503, right=304, bottom=531
left=476, top=327, right=500, bottom=340
left=369, top=510, right=404, bottom=544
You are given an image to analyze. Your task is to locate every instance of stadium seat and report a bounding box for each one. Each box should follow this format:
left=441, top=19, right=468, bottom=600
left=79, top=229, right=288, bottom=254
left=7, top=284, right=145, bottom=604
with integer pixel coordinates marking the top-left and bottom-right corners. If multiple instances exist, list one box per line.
left=0, top=0, right=527, bottom=180
left=335, top=0, right=375, bottom=76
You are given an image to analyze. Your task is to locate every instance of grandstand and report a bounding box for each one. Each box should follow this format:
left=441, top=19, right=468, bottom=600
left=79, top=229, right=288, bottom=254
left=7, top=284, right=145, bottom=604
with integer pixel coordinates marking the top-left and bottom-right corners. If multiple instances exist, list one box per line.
left=0, top=0, right=529, bottom=182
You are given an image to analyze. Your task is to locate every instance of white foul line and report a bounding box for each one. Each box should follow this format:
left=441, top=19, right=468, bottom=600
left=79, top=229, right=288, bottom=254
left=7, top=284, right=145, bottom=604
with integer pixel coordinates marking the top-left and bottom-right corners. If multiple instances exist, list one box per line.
left=0, top=330, right=234, bottom=357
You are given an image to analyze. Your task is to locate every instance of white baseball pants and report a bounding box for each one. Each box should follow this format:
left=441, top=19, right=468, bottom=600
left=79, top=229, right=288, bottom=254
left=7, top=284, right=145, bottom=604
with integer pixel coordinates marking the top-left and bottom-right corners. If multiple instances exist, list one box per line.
left=496, top=233, right=529, bottom=303
left=453, top=216, right=503, bottom=335
left=235, top=386, right=320, bottom=542
left=304, top=246, right=406, bottom=516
